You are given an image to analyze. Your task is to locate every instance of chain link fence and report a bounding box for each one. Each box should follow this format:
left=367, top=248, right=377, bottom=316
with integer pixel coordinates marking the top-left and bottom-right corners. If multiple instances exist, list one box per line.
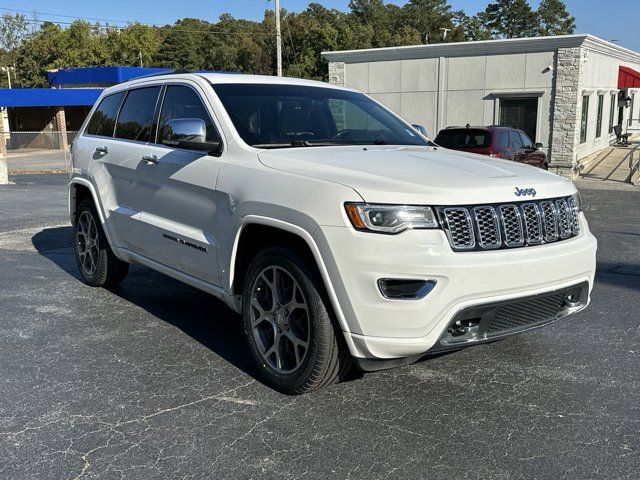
left=2, top=131, right=78, bottom=173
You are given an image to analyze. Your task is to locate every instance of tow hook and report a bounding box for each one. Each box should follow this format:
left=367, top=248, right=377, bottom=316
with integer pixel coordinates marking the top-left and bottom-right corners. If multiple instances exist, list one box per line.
left=448, top=318, right=481, bottom=337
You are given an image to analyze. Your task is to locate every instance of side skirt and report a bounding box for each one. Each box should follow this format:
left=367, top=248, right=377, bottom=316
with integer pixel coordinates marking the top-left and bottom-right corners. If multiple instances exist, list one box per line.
left=113, top=246, right=239, bottom=312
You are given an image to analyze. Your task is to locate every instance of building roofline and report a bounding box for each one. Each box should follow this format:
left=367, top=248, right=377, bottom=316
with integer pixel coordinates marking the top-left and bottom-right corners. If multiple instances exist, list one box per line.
left=322, top=34, right=640, bottom=64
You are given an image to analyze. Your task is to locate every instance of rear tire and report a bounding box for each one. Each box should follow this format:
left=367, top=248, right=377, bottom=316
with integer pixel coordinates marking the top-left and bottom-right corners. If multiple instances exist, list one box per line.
left=242, top=248, right=351, bottom=394
left=74, top=199, right=129, bottom=287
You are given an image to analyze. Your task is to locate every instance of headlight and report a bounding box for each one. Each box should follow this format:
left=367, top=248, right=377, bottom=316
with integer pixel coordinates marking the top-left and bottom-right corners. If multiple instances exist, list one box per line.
left=570, top=192, right=582, bottom=212
left=344, top=203, right=439, bottom=234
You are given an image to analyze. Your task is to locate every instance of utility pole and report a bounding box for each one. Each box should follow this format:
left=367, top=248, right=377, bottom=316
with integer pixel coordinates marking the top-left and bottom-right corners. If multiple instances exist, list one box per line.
left=275, top=0, right=282, bottom=76
left=1, top=67, right=12, bottom=89
left=139, top=50, right=143, bottom=67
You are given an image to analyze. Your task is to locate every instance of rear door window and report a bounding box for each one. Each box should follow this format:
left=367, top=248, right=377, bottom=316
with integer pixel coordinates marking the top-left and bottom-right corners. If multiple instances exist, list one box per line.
left=114, top=86, right=161, bottom=142
left=509, top=130, right=524, bottom=148
left=435, top=129, right=491, bottom=148
left=85, top=92, right=125, bottom=137
left=497, top=131, right=509, bottom=148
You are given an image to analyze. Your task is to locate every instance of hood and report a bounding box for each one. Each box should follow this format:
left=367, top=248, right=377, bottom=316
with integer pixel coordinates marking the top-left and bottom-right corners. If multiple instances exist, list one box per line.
left=258, top=145, right=575, bottom=205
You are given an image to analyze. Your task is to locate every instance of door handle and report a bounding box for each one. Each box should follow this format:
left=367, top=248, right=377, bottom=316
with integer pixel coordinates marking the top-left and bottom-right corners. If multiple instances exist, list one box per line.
left=95, top=145, right=109, bottom=155
left=142, top=154, right=159, bottom=165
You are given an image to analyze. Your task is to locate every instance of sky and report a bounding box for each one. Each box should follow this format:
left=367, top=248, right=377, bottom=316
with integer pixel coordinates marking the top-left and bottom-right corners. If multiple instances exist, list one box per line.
left=1, top=0, right=638, bottom=50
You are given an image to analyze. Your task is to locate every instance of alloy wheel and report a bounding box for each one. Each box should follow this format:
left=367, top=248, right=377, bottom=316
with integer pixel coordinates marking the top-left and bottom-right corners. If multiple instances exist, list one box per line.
left=249, top=266, right=310, bottom=373
left=76, top=210, right=99, bottom=276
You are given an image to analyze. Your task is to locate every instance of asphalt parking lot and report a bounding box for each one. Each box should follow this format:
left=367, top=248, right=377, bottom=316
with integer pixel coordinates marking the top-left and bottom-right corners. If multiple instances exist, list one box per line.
left=1, top=174, right=638, bottom=480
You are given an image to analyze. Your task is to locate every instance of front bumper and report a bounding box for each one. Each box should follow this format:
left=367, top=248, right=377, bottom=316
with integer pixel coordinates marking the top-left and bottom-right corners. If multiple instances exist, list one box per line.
left=315, top=213, right=597, bottom=359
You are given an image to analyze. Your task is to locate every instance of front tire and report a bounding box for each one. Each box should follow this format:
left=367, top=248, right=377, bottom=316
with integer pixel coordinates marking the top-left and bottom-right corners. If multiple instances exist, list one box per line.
left=242, top=249, right=351, bottom=394
left=74, top=199, right=129, bottom=287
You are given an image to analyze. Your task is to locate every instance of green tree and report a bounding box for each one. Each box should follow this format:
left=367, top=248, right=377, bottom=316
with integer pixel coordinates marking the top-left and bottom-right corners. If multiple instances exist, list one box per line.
left=14, top=22, right=64, bottom=87
left=107, top=23, right=162, bottom=67
left=55, top=21, right=111, bottom=67
left=401, top=0, right=465, bottom=43
left=480, top=0, right=540, bottom=39
left=155, top=18, right=209, bottom=69
left=537, top=0, right=575, bottom=36
left=452, top=11, right=491, bottom=41
left=0, top=13, right=29, bottom=55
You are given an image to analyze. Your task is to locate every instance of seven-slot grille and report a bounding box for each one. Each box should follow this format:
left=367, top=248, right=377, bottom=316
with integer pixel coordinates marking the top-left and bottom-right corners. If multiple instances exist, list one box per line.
left=440, top=196, right=580, bottom=251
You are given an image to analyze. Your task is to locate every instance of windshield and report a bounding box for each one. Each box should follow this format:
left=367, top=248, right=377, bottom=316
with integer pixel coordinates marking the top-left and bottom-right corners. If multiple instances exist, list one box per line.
left=211, top=83, right=428, bottom=148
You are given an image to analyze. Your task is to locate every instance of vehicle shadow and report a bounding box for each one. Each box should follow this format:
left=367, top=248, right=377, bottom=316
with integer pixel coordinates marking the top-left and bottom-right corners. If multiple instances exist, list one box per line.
left=31, top=225, right=260, bottom=381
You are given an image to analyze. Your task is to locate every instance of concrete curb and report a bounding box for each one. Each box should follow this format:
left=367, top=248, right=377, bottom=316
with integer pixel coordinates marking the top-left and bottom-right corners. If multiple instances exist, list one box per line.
left=0, top=157, right=8, bottom=184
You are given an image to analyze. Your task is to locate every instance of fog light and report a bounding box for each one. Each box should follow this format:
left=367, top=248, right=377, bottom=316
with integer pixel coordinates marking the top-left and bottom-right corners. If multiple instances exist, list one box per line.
left=377, top=279, right=436, bottom=300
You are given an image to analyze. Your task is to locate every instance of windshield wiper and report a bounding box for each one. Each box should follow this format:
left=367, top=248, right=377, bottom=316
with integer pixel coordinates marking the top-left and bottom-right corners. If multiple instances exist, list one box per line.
left=252, top=140, right=312, bottom=149
left=373, top=138, right=387, bottom=145
left=253, top=140, right=353, bottom=148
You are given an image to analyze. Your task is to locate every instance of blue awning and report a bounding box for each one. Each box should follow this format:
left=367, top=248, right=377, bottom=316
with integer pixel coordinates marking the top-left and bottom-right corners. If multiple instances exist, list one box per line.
left=0, top=88, right=103, bottom=107
left=47, top=67, right=172, bottom=86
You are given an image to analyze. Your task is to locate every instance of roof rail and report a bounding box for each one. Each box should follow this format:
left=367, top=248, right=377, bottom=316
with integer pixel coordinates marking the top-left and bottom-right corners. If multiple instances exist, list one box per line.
left=132, top=68, right=196, bottom=80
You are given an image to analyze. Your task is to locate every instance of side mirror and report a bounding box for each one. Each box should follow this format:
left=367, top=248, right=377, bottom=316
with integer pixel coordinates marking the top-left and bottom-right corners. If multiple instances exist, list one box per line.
left=162, top=118, right=220, bottom=154
left=535, top=142, right=544, bottom=149
left=411, top=124, right=428, bottom=137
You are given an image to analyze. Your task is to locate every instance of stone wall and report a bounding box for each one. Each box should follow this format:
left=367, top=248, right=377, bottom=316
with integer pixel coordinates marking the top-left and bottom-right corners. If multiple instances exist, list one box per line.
left=549, top=47, right=583, bottom=177
left=328, top=62, right=345, bottom=86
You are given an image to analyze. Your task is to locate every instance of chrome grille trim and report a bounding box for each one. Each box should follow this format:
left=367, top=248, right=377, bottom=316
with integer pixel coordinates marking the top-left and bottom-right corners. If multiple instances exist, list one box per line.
left=540, top=201, right=559, bottom=242
left=555, top=199, right=572, bottom=239
left=438, top=196, right=580, bottom=252
left=498, top=205, right=525, bottom=247
left=521, top=203, right=543, bottom=244
left=567, top=196, right=581, bottom=235
left=472, top=206, right=502, bottom=249
left=443, top=208, right=475, bottom=250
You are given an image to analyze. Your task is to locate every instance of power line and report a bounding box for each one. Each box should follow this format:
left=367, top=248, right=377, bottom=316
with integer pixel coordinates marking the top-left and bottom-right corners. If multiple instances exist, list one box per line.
left=0, top=6, right=151, bottom=26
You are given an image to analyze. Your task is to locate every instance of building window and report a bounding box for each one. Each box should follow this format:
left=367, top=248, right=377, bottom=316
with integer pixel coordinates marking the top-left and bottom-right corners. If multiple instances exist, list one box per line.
left=580, top=95, right=589, bottom=144
left=595, top=94, right=604, bottom=138
left=499, top=97, right=538, bottom=142
left=609, top=93, right=616, bottom=133
left=630, top=93, right=636, bottom=127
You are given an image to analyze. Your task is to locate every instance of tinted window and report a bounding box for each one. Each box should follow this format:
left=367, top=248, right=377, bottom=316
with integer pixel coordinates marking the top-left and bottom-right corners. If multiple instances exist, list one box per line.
left=497, top=131, right=509, bottom=148
left=580, top=95, right=589, bottom=143
left=595, top=94, right=604, bottom=138
left=509, top=131, right=523, bottom=148
left=85, top=92, right=125, bottom=137
left=212, top=83, right=427, bottom=148
left=609, top=93, right=616, bottom=133
left=434, top=129, right=491, bottom=149
left=158, top=85, right=219, bottom=143
left=518, top=131, right=534, bottom=148
left=115, top=87, right=161, bottom=142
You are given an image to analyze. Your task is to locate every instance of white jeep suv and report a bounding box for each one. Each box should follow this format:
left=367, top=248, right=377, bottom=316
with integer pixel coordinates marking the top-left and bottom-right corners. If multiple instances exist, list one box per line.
left=69, top=72, right=597, bottom=394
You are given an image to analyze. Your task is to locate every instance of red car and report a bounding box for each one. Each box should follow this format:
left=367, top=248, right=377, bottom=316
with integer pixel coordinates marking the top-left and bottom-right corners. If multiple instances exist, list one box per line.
left=434, top=125, right=548, bottom=170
